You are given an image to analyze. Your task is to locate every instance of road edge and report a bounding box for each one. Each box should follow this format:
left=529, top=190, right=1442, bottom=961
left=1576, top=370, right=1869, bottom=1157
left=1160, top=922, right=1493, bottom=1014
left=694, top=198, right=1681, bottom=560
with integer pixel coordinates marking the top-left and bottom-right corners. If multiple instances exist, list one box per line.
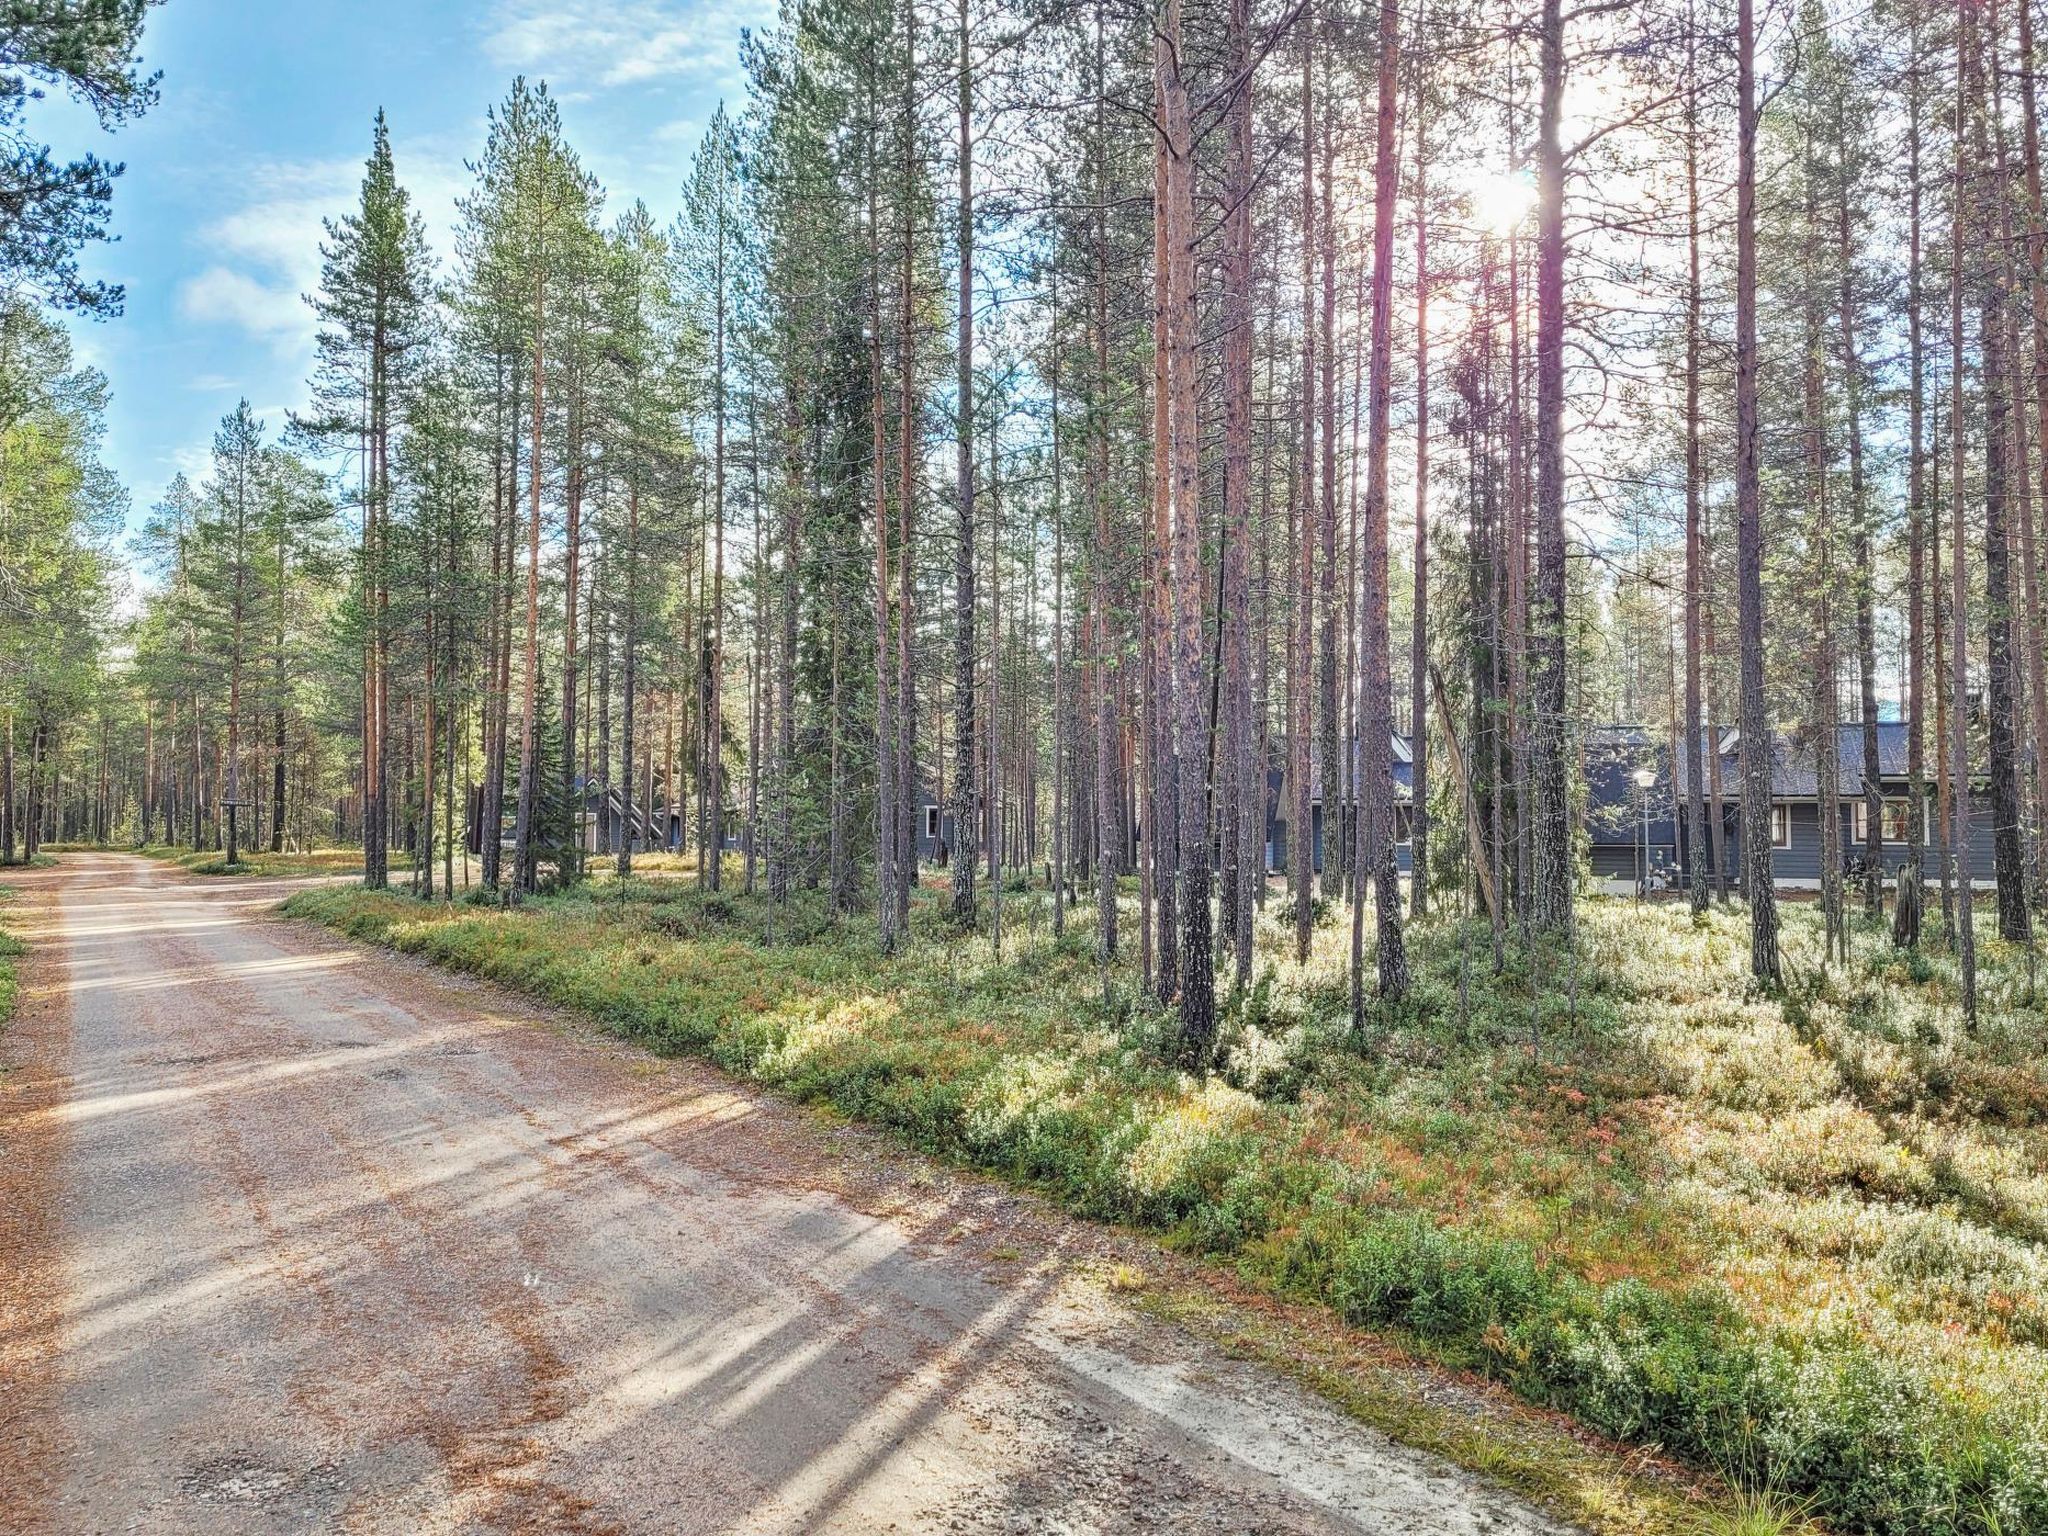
left=0, top=870, right=74, bottom=1530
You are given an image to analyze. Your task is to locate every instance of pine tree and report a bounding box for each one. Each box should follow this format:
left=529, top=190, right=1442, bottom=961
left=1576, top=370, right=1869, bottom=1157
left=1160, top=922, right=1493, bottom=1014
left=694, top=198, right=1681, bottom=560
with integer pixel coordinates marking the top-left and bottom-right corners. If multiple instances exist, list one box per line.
left=681, top=106, right=743, bottom=891
left=0, top=0, right=158, bottom=316
left=303, top=110, right=432, bottom=889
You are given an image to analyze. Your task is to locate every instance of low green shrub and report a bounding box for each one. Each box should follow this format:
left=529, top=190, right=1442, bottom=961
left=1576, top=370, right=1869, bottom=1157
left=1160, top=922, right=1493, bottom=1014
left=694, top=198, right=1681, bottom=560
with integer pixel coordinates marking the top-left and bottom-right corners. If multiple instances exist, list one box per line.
left=0, top=962, right=16, bottom=1023
left=0, top=903, right=21, bottom=1023
left=1316, top=1214, right=2046, bottom=1530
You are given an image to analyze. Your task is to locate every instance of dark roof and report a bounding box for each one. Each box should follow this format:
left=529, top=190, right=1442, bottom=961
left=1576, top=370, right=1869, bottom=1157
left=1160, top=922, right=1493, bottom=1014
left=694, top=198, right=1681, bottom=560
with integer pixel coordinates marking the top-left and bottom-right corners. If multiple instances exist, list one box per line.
left=1289, top=734, right=1416, bottom=805
left=1583, top=730, right=1674, bottom=845
left=1675, top=722, right=1931, bottom=799
left=1585, top=724, right=1657, bottom=749
left=576, top=783, right=675, bottom=836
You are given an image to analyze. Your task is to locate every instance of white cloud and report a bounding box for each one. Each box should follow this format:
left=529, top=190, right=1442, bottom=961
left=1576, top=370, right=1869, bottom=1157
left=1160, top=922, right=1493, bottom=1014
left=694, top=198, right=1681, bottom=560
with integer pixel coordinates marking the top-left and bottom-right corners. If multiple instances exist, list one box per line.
left=482, top=0, right=767, bottom=91
left=172, top=156, right=350, bottom=359
left=178, top=265, right=305, bottom=347
left=154, top=440, right=214, bottom=492
left=651, top=115, right=709, bottom=144
left=172, top=142, right=467, bottom=360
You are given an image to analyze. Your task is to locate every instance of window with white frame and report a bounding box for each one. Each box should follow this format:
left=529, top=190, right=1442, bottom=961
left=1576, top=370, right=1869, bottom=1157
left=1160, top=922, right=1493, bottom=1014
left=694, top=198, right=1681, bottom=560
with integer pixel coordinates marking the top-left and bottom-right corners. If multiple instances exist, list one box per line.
left=1771, top=804, right=1792, bottom=849
left=1840, top=798, right=1912, bottom=845
left=1880, top=799, right=1917, bottom=844
left=925, top=806, right=940, bottom=841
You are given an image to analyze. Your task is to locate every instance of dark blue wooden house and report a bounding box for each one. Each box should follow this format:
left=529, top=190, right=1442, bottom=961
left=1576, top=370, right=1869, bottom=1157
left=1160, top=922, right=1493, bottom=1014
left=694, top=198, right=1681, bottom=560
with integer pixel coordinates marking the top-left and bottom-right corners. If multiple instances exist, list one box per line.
left=1263, top=734, right=1414, bottom=876
left=1674, top=722, right=1999, bottom=888
left=575, top=784, right=683, bottom=854
left=1584, top=726, right=1678, bottom=888
left=1260, top=720, right=1998, bottom=893
left=914, top=777, right=951, bottom=865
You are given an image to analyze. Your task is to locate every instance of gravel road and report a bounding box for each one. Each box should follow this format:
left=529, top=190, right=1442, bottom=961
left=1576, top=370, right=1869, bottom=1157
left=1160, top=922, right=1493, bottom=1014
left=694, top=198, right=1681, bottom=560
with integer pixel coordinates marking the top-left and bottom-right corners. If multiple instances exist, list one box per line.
left=0, top=853, right=1573, bottom=1535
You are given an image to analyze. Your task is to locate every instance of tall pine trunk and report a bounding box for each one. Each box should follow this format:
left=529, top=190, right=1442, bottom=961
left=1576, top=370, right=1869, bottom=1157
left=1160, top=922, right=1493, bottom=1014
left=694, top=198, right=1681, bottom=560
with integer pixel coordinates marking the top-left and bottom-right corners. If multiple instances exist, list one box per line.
left=1160, top=0, right=1212, bottom=1061
left=510, top=248, right=547, bottom=897
left=1292, top=31, right=1316, bottom=962
left=1316, top=25, right=1340, bottom=903
left=1353, top=0, right=1408, bottom=1019
left=1904, top=0, right=1928, bottom=933
left=950, top=0, right=978, bottom=928
left=1736, top=0, right=1779, bottom=981
left=1950, top=7, right=1979, bottom=1018
left=1979, top=0, right=2034, bottom=940
left=869, top=105, right=898, bottom=951
left=2013, top=0, right=2048, bottom=909
left=1409, top=46, right=1432, bottom=921
left=1089, top=1, right=1118, bottom=985
left=1147, top=58, right=1177, bottom=1004
left=1833, top=96, right=1882, bottom=919
left=709, top=189, right=728, bottom=892
left=1530, top=0, right=1573, bottom=932
left=894, top=0, right=919, bottom=933
left=1804, top=149, right=1844, bottom=963
left=1218, top=0, right=1255, bottom=984
left=618, top=481, right=639, bottom=878
left=560, top=403, right=584, bottom=884
left=1684, top=2, right=1709, bottom=915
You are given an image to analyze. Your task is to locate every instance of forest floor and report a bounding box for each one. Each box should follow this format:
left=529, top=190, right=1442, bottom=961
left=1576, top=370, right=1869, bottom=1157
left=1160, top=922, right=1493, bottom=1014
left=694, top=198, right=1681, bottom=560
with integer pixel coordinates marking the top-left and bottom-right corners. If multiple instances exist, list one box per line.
left=0, top=879, right=24, bottom=1022
left=277, top=854, right=2048, bottom=1536
left=1, top=851, right=1643, bottom=1536
left=140, top=843, right=365, bottom=879
left=37, top=841, right=365, bottom=880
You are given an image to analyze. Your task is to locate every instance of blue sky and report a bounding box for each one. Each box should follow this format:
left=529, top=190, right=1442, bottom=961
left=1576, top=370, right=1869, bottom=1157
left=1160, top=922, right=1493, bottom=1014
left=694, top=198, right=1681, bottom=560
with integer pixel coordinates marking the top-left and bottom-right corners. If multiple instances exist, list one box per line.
left=51, top=0, right=772, bottom=534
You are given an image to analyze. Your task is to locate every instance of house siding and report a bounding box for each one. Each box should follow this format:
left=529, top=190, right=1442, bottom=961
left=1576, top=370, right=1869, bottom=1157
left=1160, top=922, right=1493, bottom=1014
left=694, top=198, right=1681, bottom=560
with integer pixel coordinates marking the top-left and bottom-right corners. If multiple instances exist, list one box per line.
left=1258, top=720, right=2007, bottom=893
left=1276, top=798, right=1999, bottom=891
left=1679, top=796, right=2001, bottom=886
left=1589, top=842, right=1677, bottom=882
left=1266, top=803, right=1414, bottom=877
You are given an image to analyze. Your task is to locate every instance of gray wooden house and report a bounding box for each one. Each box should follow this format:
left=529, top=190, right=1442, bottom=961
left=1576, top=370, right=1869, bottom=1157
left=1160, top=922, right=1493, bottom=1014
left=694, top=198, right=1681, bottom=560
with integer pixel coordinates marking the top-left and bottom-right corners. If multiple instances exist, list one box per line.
left=1675, top=722, right=1999, bottom=888
left=575, top=784, right=682, bottom=854
left=1259, top=720, right=1996, bottom=894
left=912, top=770, right=970, bottom=866
left=1584, top=726, right=1678, bottom=888
left=1263, top=734, right=1415, bottom=876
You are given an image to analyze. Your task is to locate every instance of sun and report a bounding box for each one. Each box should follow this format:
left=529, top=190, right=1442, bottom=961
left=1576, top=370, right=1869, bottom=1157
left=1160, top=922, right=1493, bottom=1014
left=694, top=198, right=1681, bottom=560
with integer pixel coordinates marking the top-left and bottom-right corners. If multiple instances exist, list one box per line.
left=1466, top=168, right=1537, bottom=236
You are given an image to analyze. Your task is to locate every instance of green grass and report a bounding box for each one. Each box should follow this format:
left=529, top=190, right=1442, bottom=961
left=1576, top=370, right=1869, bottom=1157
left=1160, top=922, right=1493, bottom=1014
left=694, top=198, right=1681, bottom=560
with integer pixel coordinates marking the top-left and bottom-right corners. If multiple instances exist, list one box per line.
left=1687, top=1485, right=1821, bottom=1536
left=284, top=869, right=2048, bottom=1535
left=0, top=885, right=23, bottom=1025
left=31, top=840, right=365, bottom=879
left=138, top=843, right=363, bottom=879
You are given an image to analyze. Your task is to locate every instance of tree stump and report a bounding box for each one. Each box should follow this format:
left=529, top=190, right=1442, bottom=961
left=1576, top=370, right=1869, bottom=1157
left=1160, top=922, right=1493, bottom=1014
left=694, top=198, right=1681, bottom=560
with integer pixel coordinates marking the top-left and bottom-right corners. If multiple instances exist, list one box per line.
left=1891, top=862, right=1923, bottom=950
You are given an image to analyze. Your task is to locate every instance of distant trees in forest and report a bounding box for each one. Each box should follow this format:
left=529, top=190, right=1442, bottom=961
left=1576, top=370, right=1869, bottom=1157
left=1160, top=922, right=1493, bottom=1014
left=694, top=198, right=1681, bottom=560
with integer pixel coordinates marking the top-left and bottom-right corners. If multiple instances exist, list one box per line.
left=20, top=0, right=2048, bottom=1053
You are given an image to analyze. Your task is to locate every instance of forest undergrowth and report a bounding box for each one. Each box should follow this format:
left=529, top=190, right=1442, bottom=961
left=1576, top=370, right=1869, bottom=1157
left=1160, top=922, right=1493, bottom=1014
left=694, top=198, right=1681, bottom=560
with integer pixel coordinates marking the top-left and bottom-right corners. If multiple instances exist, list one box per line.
left=285, top=865, right=2048, bottom=1536
left=0, top=886, right=22, bottom=1024
left=112, top=843, right=365, bottom=879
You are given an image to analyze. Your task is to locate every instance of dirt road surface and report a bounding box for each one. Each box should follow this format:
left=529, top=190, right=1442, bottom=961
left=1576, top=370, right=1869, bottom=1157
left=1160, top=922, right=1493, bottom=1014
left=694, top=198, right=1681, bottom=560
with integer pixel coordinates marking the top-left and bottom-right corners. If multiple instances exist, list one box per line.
left=0, top=853, right=1573, bottom=1535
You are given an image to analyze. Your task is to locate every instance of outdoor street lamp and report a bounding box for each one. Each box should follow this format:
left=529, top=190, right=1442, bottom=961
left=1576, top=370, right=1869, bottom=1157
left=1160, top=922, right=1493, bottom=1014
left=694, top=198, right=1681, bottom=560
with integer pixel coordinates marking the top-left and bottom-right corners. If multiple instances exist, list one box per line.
left=1633, top=767, right=1657, bottom=902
